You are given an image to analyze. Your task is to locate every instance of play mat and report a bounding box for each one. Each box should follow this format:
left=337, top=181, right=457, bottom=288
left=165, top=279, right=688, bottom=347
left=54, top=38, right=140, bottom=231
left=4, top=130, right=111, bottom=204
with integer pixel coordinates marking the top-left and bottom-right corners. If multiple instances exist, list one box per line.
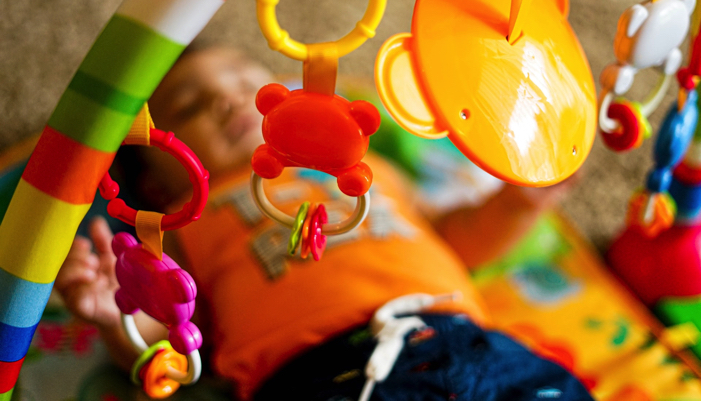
left=6, top=207, right=701, bottom=400
left=8, top=213, right=701, bottom=401
left=0, top=90, right=698, bottom=399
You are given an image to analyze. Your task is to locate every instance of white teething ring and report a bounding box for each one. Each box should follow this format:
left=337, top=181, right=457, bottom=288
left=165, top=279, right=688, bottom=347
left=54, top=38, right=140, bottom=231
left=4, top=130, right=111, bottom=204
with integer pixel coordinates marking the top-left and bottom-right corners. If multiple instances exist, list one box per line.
left=122, top=313, right=202, bottom=385
left=251, top=172, right=370, bottom=235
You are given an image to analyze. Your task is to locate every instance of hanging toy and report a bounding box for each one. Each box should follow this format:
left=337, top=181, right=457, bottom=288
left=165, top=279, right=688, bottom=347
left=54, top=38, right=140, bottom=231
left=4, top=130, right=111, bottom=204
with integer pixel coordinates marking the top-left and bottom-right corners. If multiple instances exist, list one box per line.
left=114, top=233, right=202, bottom=399
left=374, top=0, right=596, bottom=186
left=99, top=105, right=210, bottom=399
left=251, top=0, right=386, bottom=259
left=613, top=26, right=701, bottom=237
left=599, top=0, right=695, bottom=152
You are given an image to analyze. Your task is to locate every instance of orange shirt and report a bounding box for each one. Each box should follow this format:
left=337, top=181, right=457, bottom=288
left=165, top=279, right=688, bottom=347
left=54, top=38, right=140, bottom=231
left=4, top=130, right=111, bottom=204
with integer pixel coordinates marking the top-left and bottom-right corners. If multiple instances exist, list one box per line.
left=175, top=154, right=489, bottom=399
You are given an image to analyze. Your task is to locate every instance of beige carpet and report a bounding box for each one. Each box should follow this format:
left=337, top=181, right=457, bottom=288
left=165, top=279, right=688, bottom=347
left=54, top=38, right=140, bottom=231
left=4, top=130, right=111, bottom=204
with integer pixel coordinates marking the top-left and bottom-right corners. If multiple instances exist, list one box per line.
left=0, top=0, right=679, bottom=250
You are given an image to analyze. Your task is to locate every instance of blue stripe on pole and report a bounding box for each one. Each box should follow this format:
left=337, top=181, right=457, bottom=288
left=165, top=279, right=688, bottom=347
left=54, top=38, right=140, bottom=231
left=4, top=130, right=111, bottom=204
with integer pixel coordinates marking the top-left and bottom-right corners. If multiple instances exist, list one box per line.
left=0, top=268, right=53, bottom=328
left=0, top=322, right=37, bottom=362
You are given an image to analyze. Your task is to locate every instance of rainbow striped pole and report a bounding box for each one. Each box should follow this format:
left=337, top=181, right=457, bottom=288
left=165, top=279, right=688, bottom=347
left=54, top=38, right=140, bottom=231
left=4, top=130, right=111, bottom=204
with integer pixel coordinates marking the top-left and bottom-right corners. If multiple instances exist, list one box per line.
left=0, top=1, right=224, bottom=399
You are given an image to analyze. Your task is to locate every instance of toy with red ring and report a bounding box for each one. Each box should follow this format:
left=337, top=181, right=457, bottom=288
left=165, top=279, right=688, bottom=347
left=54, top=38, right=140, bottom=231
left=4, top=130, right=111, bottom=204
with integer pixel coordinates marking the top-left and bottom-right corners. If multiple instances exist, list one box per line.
left=99, top=128, right=210, bottom=231
left=252, top=83, right=381, bottom=197
left=601, top=100, right=649, bottom=152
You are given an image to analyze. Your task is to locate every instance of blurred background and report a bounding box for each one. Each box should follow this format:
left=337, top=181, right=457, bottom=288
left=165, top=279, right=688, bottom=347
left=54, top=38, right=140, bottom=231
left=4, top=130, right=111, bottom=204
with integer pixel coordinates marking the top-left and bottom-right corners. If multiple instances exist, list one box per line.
left=0, top=0, right=675, bottom=251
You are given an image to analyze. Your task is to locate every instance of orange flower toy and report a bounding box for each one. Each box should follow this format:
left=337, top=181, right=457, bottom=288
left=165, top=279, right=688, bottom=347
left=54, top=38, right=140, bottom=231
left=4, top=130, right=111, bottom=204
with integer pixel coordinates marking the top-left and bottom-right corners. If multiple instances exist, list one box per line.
left=375, top=0, right=596, bottom=187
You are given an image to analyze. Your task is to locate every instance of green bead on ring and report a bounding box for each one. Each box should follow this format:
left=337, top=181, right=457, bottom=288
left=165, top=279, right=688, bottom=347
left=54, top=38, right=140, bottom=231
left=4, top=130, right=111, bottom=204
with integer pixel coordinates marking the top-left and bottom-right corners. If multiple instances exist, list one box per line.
left=288, top=202, right=310, bottom=256
left=131, top=340, right=173, bottom=386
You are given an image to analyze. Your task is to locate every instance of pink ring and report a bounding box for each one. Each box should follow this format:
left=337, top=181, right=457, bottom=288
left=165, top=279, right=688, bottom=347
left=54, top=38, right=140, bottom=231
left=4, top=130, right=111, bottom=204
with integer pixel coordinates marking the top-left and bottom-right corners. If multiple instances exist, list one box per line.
left=99, top=128, right=210, bottom=231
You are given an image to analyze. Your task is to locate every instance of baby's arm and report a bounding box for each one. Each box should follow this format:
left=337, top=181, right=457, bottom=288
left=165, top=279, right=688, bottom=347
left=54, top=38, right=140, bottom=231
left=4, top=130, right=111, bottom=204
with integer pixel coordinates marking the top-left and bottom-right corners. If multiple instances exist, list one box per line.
left=55, top=217, right=167, bottom=371
left=433, top=180, right=575, bottom=269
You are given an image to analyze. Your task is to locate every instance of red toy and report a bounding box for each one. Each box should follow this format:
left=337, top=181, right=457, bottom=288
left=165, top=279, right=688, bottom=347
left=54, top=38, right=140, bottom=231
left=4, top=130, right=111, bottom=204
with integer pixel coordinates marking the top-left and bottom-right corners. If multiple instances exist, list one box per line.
left=252, top=83, right=381, bottom=197
left=607, top=223, right=701, bottom=307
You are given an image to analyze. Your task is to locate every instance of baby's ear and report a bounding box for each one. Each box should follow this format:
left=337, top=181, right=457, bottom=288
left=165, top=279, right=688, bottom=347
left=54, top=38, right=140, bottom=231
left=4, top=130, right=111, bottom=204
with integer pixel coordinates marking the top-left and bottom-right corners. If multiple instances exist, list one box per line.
left=255, top=84, right=290, bottom=115
left=349, top=100, right=381, bottom=136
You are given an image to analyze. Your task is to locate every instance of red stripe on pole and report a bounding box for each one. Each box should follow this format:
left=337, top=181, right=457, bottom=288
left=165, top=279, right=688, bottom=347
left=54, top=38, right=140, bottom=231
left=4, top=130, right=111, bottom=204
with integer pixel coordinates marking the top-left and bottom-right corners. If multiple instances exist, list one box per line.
left=0, top=357, right=24, bottom=393
left=23, top=126, right=116, bottom=205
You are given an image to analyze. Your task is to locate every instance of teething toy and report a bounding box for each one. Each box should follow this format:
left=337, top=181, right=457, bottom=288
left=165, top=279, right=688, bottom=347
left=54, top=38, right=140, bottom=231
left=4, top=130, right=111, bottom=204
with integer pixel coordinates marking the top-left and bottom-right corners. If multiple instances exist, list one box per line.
left=599, top=0, right=695, bottom=150
left=250, top=0, right=386, bottom=259
left=253, top=84, right=380, bottom=197
left=99, top=106, right=209, bottom=398
left=374, top=0, right=596, bottom=186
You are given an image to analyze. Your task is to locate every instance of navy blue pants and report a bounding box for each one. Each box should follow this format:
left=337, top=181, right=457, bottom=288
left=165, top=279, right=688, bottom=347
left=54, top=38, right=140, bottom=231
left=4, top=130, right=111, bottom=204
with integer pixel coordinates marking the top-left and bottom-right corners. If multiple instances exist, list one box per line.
left=255, top=314, right=593, bottom=401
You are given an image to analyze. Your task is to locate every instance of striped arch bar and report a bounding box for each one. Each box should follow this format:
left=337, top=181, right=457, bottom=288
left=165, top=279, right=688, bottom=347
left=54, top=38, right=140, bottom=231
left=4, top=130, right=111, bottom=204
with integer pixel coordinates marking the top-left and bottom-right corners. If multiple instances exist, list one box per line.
left=0, top=0, right=224, bottom=395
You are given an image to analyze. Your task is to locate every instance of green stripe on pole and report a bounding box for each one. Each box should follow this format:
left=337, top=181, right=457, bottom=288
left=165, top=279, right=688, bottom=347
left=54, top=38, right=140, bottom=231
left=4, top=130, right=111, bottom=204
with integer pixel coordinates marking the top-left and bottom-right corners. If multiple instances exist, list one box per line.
left=78, top=14, right=185, bottom=100
left=48, top=89, right=138, bottom=152
left=0, top=388, right=13, bottom=401
left=68, top=70, right=147, bottom=116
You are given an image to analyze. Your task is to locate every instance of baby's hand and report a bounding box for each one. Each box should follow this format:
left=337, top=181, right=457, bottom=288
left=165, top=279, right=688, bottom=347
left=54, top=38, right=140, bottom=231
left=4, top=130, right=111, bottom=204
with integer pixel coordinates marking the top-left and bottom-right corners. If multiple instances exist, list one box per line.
left=56, top=216, right=121, bottom=330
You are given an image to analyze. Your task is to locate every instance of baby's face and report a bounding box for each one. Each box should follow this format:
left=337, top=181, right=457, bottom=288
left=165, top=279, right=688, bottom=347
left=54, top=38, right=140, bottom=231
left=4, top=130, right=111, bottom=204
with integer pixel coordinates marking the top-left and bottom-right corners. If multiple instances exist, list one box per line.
left=147, top=47, right=272, bottom=188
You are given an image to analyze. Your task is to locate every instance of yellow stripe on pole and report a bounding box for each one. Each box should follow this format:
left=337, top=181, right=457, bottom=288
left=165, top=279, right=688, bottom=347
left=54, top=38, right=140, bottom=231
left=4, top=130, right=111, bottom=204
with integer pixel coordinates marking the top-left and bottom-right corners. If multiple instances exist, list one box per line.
left=0, top=180, right=90, bottom=284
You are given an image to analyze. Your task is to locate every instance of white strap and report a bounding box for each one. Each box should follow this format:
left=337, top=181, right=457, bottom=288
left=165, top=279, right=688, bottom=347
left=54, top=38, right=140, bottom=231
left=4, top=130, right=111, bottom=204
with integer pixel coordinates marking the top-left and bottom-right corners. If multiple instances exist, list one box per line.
left=359, top=292, right=461, bottom=401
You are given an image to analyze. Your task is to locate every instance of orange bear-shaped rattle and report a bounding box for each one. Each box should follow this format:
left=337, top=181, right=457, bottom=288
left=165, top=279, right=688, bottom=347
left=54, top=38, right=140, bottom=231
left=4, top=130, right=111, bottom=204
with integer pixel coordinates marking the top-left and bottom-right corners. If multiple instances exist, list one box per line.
left=251, top=83, right=381, bottom=197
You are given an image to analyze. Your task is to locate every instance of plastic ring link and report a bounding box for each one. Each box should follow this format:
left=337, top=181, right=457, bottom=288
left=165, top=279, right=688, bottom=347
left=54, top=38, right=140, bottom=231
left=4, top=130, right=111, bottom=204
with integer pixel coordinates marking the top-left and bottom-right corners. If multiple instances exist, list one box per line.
left=99, top=128, right=210, bottom=231
left=123, top=313, right=202, bottom=394
left=256, top=0, right=387, bottom=61
left=251, top=172, right=370, bottom=236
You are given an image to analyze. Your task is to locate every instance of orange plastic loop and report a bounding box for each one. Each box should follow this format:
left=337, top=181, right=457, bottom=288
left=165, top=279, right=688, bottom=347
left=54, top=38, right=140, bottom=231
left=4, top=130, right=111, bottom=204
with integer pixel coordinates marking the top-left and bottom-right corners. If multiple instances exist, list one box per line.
left=142, top=348, right=188, bottom=399
left=626, top=191, right=675, bottom=238
left=136, top=211, right=165, bottom=259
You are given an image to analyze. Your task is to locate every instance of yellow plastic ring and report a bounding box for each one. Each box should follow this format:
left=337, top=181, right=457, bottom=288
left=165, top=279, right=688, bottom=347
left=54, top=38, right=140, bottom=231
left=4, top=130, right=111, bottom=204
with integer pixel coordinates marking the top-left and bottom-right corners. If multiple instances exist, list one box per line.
left=256, top=0, right=387, bottom=61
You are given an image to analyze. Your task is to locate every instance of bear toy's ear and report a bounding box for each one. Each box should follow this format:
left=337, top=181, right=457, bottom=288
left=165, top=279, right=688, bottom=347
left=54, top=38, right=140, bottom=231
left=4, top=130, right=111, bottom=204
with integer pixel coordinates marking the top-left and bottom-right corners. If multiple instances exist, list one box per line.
left=256, top=83, right=290, bottom=116
left=349, top=100, right=381, bottom=136
left=112, top=232, right=138, bottom=257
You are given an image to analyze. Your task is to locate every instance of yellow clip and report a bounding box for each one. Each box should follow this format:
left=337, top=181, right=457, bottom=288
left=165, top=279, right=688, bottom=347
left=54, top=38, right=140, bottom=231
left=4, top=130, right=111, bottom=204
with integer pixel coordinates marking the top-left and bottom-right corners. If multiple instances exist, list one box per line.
left=660, top=322, right=701, bottom=351
left=256, top=0, right=387, bottom=61
left=125, top=103, right=155, bottom=146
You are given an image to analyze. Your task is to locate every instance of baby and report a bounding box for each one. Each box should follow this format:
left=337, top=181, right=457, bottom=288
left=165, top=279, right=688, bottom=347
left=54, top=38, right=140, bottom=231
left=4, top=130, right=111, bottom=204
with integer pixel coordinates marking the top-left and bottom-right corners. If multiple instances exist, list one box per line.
left=56, top=45, right=591, bottom=400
